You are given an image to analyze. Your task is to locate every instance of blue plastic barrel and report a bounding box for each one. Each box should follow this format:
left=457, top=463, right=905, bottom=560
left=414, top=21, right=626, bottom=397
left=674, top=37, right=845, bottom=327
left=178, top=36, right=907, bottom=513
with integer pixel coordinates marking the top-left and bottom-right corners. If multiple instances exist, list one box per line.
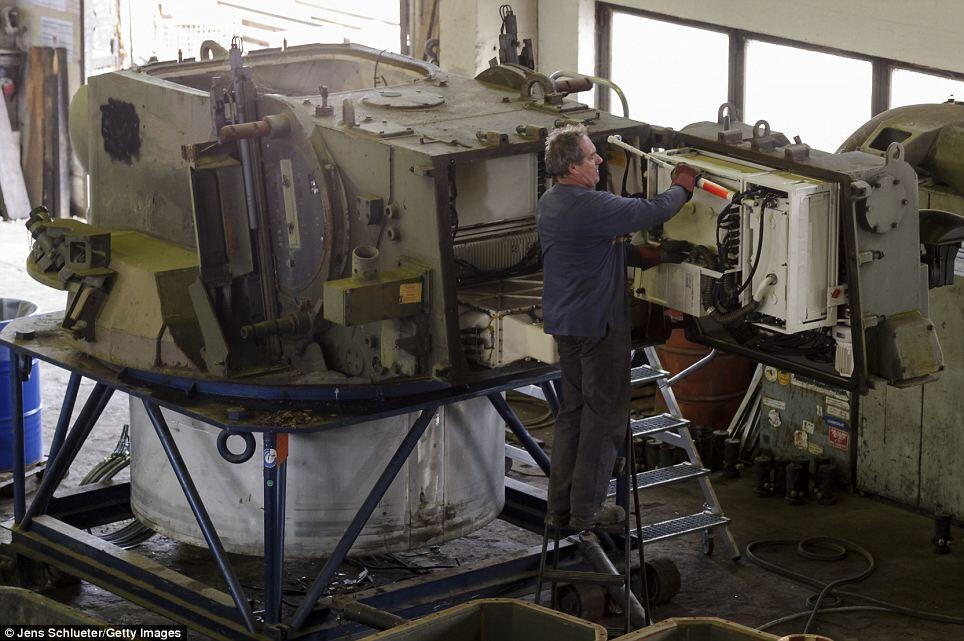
left=0, top=298, right=41, bottom=471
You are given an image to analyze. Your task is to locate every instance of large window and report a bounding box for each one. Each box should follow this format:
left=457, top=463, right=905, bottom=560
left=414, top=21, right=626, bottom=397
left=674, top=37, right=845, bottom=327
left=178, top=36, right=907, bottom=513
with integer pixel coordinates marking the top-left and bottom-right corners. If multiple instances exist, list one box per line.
left=891, top=69, right=964, bottom=108
left=745, top=40, right=872, bottom=152
left=610, top=13, right=728, bottom=128
left=128, top=0, right=401, bottom=66
left=600, top=5, right=964, bottom=153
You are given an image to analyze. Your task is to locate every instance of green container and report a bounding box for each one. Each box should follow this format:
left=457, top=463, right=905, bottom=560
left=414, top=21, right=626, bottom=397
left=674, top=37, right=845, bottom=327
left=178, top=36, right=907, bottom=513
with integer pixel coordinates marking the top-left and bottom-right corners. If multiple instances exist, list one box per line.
left=612, top=617, right=778, bottom=641
left=0, top=587, right=106, bottom=625
left=362, top=598, right=606, bottom=641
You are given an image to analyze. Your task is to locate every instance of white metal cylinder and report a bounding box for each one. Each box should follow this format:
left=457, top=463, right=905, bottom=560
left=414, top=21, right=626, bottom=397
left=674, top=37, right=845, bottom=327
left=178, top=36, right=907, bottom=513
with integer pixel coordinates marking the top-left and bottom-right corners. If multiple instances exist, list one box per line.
left=128, top=396, right=505, bottom=558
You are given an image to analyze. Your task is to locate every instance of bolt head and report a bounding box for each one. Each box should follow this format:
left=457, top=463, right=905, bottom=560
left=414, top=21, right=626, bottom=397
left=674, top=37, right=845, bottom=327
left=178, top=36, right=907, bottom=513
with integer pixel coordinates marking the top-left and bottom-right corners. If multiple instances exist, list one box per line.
left=15, top=330, right=35, bottom=340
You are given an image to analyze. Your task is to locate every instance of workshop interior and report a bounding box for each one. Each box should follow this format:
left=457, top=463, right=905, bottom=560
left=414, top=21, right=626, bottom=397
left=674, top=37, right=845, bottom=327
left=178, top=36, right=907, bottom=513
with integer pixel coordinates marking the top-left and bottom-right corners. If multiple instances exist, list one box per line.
left=0, top=1, right=963, bottom=640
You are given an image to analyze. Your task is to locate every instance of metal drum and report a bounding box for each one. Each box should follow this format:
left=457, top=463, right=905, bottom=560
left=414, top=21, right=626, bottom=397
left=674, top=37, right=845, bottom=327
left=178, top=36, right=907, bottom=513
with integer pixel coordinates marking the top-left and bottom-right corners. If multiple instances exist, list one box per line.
left=128, top=396, right=505, bottom=557
left=0, top=298, right=41, bottom=471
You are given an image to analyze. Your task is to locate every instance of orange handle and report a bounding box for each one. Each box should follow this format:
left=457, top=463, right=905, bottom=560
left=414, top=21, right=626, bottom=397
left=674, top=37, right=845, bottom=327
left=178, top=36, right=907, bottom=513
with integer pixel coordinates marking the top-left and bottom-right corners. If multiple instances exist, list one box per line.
left=697, top=177, right=733, bottom=200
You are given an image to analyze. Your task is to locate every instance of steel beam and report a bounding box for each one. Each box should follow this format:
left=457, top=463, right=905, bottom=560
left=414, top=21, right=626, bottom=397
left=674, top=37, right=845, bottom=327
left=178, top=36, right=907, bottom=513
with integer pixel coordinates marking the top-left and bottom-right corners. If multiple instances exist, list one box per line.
left=142, top=401, right=258, bottom=633
left=487, top=393, right=550, bottom=475
left=291, top=406, right=440, bottom=631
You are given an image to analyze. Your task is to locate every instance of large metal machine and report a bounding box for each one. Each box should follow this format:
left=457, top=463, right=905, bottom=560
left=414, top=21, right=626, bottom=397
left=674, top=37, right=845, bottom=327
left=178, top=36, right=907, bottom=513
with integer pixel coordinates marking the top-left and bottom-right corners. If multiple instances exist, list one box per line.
left=8, top=36, right=961, bottom=638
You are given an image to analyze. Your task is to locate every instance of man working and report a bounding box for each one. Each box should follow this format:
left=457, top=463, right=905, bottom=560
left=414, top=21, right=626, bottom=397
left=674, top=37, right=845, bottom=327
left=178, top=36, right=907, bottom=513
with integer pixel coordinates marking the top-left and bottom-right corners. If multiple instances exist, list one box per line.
left=537, top=124, right=697, bottom=529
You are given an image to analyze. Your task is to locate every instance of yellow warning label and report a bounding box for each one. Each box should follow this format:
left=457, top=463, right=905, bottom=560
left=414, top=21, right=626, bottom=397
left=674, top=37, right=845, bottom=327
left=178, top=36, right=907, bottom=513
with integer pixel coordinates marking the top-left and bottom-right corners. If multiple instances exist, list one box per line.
left=399, top=282, right=422, bottom=304
left=777, top=370, right=791, bottom=386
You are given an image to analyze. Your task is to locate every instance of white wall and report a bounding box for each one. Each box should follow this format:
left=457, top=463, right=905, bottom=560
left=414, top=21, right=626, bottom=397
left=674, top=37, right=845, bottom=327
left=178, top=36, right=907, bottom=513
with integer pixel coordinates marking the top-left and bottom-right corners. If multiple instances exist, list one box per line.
left=439, top=0, right=537, bottom=77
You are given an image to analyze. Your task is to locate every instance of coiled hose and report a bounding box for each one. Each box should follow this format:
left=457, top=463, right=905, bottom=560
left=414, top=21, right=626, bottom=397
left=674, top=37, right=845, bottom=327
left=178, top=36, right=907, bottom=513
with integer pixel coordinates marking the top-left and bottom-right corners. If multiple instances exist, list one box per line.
left=746, top=537, right=964, bottom=634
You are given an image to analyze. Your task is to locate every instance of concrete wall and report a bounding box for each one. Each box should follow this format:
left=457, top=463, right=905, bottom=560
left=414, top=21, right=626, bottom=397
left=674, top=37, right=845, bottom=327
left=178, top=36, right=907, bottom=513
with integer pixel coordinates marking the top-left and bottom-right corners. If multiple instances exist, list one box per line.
left=439, top=0, right=537, bottom=77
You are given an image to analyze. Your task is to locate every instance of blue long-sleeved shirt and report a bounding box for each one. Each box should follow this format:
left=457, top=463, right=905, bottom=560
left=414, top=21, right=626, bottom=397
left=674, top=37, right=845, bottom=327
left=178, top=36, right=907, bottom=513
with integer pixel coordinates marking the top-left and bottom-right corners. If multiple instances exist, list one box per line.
left=537, top=184, right=687, bottom=337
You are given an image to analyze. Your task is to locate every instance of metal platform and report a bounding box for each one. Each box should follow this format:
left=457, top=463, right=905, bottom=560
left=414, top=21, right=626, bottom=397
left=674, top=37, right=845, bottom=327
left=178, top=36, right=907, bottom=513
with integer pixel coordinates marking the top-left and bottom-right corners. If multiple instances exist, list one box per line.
left=606, top=462, right=709, bottom=497
left=629, top=364, right=666, bottom=386
left=630, top=413, right=690, bottom=437
left=640, top=511, right=731, bottom=544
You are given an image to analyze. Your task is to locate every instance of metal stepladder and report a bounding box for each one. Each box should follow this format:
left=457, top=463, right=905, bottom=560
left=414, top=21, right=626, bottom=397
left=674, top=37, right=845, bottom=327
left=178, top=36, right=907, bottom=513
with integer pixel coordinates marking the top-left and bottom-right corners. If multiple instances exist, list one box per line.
left=534, top=345, right=740, bottom=632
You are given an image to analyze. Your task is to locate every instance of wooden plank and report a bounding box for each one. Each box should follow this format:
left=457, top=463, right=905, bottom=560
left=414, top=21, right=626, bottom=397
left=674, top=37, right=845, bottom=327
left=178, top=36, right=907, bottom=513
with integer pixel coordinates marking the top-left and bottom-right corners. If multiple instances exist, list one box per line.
left=0, top=93, right=30, bottom=219
left=54, top=47, right=70, bottom=218
left=23, top=47, right=46, bottom=209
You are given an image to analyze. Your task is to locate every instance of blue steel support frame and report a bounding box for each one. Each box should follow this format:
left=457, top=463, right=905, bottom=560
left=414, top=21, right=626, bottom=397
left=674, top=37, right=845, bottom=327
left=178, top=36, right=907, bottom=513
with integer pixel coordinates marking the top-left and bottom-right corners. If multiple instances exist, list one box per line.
left=3, top=322, right=568, bottom=639
left=487, top=393, right=551, bottom=475
left=10, top=353, right=26, bottom=521
left=262, top=431, right=287, bottom=624
left=290, top=406, right=440, bottom=631
left=19, top=383, right=115, bottom=530
left=142, top=401, right=258, bottom=633
left=48, top=372, right=82, bottom=461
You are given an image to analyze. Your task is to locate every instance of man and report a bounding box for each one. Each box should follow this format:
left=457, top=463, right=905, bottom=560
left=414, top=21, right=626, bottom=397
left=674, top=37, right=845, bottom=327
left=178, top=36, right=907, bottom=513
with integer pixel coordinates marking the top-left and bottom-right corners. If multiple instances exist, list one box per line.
left=537, top=124, right=697, bottom=529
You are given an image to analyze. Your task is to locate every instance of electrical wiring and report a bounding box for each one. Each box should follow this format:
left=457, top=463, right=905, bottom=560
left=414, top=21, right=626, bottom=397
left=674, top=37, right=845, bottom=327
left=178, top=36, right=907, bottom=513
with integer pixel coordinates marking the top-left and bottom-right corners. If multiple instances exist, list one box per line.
left=747, top=538, right=964, bottom=635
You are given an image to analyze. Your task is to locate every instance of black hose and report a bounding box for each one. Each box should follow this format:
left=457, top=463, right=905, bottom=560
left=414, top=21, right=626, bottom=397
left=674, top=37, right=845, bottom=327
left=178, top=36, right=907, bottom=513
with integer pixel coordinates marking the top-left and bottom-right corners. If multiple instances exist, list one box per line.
left=746, top=538, right=964, bottom=634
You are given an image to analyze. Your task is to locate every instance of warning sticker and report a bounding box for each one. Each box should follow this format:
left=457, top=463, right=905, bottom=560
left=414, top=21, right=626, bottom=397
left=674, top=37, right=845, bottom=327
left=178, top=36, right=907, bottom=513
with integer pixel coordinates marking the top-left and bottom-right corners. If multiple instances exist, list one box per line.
left=825, top=404, right=849, bottom=420
left=778, top=371, right=792, bottom=386
left=825, top=396, right=849, bottom=411
left=762, top=397, right=786, bottom=410
left=399, top=282, right=422, bottom=304
left=808, top=442, right=825, bottom=456
left=764, top=366, right=778, bottom=382
left=828, top=426, right=850, bottom=452
left=802, top=420, right=815, bottom=434
left=794, top=430, right=808, bottom=449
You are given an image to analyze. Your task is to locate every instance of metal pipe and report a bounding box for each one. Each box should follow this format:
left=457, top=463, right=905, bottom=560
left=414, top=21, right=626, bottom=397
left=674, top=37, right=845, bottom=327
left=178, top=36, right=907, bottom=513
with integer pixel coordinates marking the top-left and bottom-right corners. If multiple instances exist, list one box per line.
left=539, top=381, right=560, bottom=416
left=550, top=70, right=630, bottom=117
left=327, top=596, right=408, bottom=630
left=487, top=393, right=551, bottom=475
left=21, top=384, right=114, bottom=529
left=660, top=348, right=719, bottom=389
left=263, top=431, right=284, bottom=624
left=142, top=401, right=258, bottom=633
left=291, top=406, right=440, bottom=631
left=578, top=531, right=647, bottom=628
left=10, top=353, right=24, bottom=522
left=48, top=372, right=82, bottom=461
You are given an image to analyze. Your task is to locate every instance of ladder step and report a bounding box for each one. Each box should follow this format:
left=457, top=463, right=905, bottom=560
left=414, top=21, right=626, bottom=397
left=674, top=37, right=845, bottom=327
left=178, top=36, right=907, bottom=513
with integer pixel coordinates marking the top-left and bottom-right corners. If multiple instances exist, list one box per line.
left=641, top=512, right=730, bottom=544
left=606, top=463, right=709, bottom=497
left=630, top=364, right=666, bottom=386
left=630, top=413, right=689, bottom=437
left=540, top=569, right=627, bottom=586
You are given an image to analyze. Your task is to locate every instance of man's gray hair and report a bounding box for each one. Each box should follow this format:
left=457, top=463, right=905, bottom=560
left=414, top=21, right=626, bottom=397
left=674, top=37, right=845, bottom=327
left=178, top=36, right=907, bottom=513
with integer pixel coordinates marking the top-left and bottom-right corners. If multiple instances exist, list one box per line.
left=544, top=124, right=588, bottom=178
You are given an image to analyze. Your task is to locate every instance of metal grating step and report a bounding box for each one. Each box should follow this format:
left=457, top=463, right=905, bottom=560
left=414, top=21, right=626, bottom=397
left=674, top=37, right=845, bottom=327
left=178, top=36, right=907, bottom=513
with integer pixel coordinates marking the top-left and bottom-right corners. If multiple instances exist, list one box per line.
left=540, top=569, right=626, bottom=586
left=606, top=463, right=709, bottom=497
left=630, top=364, right=666, bottom=386
left=641, top=512, right=730, bottom=544
left=630, top=413, right=689, bottom=437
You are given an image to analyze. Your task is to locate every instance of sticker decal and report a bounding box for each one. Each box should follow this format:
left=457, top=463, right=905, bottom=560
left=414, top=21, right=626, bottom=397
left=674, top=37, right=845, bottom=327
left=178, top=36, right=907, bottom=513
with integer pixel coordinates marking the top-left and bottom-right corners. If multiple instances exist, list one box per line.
left=768, top=408, right=782, bottom=428
left=828, top=426, right=850, bottom=452
left=763, top=397, right=787, bottom=410
left=802, top=420, right=815, bottom=434
left=794, top=430, right=808, bottom=449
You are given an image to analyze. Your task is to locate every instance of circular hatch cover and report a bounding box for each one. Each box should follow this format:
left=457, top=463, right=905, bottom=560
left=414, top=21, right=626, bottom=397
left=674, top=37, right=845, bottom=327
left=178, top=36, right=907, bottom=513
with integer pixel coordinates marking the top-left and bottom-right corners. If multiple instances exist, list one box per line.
left=362, top=89, right=445, bottom=109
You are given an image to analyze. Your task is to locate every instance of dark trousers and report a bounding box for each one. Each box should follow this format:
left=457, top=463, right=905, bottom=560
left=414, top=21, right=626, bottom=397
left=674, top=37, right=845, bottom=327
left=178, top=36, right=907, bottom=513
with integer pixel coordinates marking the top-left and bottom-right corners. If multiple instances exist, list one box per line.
left=548, top=323, right=630, bottom=520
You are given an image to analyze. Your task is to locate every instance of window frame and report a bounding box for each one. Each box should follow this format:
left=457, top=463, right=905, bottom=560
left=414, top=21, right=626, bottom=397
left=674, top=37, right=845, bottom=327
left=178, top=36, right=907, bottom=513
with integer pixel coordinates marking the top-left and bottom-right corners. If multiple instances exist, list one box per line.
left=597, top=2, right=964, bottom=121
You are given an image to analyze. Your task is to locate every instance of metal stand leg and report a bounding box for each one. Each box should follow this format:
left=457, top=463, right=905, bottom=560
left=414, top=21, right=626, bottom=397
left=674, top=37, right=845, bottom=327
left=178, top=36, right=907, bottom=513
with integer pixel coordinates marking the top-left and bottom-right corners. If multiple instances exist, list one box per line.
left=488, top=393, right=550, bottom=475
left=291, top=406, right=440, bottom=631
left=48, top=372, right=82, bottom=461
left=142, top=401, right=258, bottom=633
left=539, top=382, right=560, bottom=416
left=263, top=431, right=288, bottom=624
left=21, top=383, right=114, bottom=529
left=10, top=353, right=25, bottom=522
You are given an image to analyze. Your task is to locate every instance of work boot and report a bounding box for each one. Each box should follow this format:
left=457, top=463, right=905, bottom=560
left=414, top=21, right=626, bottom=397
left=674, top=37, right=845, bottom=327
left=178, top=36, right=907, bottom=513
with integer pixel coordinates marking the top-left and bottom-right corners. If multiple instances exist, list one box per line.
left=569, top=504, right=626, bottom=530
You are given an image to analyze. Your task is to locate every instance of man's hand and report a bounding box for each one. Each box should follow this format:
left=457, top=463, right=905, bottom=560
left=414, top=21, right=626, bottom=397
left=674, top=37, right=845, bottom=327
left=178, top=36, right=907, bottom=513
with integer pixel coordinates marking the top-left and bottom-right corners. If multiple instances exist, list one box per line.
left=670, top=163, right=700, bottom=197
left=659, top=239, right=693, bottom=264
left=627, top=240, right=693, bottom=269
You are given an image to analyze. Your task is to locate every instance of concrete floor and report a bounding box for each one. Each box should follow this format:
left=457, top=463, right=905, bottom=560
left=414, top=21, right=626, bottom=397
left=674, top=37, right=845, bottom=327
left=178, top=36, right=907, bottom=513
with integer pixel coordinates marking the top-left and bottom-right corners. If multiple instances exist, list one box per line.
left=1, top=220, right=963, bottom=640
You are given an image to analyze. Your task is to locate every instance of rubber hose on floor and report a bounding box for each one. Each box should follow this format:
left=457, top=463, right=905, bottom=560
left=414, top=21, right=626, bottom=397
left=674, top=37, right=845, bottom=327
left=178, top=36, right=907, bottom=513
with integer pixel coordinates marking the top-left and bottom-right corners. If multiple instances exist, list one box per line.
left=746, top=537, right=964, bottom=634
